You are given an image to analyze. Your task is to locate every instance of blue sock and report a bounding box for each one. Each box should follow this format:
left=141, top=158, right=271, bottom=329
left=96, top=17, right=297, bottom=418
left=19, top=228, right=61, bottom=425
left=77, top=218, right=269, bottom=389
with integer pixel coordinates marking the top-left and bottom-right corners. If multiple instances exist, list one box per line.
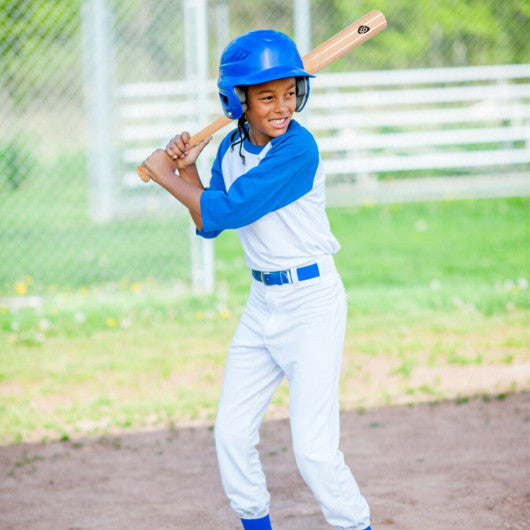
left=363, top=526, right=371, bottom=530
left=240, top=514, right=272, bottom=529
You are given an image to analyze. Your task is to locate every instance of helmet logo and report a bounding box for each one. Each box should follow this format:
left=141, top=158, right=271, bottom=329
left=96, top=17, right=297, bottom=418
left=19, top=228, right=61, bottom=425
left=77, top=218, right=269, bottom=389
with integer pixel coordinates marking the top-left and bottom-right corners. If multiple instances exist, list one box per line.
left=230, top=48, right=249, bottom=62
left=358, top=25, right=370, bottom=34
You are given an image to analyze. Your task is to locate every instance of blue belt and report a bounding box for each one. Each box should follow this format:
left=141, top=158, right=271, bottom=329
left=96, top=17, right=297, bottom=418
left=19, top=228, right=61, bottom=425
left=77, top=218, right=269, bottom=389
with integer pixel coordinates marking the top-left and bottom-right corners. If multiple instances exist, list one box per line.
left=251, top=263, right=320, bottom=286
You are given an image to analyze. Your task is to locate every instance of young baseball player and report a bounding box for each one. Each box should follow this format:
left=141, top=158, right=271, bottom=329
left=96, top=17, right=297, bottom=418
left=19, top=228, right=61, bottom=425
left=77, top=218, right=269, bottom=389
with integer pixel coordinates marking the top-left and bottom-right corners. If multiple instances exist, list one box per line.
left=143, top=29, right=371, bottom=530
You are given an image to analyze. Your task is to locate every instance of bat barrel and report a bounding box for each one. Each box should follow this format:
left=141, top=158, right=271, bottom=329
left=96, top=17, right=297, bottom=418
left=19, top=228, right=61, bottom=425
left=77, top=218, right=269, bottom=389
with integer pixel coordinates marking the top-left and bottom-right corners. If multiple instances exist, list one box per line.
left=303, top=10, right=387, bottom=74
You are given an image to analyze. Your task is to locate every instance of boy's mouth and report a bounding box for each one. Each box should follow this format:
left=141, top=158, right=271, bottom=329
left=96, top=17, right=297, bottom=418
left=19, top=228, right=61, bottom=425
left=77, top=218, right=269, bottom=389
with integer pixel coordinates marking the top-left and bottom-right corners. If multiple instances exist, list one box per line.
left=269, top=117, right=289, bottom=129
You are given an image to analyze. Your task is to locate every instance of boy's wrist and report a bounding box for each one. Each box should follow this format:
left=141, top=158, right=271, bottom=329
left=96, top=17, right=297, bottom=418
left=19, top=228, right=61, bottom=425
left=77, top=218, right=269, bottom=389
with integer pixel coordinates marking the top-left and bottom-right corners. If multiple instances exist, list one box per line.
left=176, top=164, right=196, bottom=179
left=178, top=165, right=204, bottom=189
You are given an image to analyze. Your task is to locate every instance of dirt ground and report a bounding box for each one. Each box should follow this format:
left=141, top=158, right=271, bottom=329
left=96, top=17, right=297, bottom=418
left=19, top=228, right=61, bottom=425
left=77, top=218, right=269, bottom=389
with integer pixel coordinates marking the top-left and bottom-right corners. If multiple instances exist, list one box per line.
left=1, top=393, right=529, bottom=530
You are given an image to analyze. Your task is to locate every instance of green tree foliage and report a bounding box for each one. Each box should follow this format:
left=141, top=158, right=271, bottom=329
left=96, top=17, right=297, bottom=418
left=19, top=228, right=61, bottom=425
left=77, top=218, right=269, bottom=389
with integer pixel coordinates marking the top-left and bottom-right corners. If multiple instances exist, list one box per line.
left=1, top=0, right=526, bottom=96
left=332, top=0, right=529, bottom=69
left=0, top=0, right=83, bottom=104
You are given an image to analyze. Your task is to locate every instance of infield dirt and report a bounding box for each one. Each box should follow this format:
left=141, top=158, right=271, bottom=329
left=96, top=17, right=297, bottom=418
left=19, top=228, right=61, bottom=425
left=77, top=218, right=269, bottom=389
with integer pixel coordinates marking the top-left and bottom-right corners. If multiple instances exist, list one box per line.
left=1, top=392, right=528, bottom=529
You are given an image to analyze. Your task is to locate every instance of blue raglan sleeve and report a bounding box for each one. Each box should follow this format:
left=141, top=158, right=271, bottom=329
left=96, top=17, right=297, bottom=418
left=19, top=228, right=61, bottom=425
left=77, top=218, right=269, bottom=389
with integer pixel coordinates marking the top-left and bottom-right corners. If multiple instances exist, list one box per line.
left=199, top=125, right=319, bottom=233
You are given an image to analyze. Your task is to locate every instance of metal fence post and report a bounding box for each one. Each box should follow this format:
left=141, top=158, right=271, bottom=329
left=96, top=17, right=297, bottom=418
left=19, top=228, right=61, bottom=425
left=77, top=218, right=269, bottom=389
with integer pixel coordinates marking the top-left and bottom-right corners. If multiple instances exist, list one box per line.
left=185, top=0, right=215, bottom=294
left=294, top=0, right=311, bottom=55
left=81, top=0, right=115, bottom=223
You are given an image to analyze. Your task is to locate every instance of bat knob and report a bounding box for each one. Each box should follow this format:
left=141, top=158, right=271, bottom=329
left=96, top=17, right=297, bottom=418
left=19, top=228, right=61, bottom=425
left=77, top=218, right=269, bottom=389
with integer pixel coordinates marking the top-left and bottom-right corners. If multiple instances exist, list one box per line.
left=137, top=165, right=151, bottom=182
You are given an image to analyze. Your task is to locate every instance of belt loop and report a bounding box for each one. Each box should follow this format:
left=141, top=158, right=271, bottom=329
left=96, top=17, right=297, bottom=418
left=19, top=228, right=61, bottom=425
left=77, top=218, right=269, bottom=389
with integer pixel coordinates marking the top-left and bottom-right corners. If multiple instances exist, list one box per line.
left=289, top=267, right=300, bottom=287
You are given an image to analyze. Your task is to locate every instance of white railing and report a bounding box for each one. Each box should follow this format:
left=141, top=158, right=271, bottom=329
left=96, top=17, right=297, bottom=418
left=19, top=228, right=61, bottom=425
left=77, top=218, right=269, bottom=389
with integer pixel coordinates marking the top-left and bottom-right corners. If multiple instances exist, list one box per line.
left=117, top=64, right=530, bottom=204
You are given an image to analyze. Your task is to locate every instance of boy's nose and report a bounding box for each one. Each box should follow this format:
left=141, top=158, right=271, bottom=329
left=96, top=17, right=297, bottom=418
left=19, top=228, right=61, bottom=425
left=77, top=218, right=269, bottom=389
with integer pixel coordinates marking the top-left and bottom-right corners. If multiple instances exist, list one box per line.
left=275, top=98, right=288, bottom=112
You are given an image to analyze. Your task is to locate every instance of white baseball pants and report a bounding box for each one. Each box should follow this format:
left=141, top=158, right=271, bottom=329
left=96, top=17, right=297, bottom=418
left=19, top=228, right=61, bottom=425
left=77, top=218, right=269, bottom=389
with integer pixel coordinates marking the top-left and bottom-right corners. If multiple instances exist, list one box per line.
left=214, top=256, right=371, bottom=530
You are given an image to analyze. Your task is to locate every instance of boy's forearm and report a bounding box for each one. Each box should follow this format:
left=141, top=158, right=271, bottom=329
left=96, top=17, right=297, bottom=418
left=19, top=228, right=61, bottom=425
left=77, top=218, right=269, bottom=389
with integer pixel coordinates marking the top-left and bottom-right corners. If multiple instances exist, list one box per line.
left=178, top=164, right=205, bottom=191
left=157, top=169, right=204, bottom=230
left=142, top=148, right=206, bottom=230
left=177, top=166, right=205, bottom=228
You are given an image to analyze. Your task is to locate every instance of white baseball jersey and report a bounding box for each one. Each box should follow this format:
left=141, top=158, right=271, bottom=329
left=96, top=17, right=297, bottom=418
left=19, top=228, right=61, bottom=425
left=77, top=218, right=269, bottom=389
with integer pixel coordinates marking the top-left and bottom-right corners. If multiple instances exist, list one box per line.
left=198, top=120, right=340, bottom=271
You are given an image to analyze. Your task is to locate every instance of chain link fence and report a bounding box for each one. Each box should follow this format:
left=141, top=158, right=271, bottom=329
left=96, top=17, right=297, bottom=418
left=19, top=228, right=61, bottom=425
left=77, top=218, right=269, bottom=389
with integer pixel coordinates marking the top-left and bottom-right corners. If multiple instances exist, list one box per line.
left=1, top=0, right=528, bottom=297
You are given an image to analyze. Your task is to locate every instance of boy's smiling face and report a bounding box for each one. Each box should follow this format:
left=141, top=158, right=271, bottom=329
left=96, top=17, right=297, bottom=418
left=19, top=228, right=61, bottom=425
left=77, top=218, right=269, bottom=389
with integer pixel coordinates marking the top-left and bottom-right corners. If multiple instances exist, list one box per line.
left=244, top=77, right=297, bottom=145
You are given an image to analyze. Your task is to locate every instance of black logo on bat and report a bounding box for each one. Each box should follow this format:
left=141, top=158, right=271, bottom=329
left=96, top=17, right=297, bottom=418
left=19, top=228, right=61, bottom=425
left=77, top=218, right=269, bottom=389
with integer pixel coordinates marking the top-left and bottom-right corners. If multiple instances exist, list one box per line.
left=358, top=25, right=370, bottom=34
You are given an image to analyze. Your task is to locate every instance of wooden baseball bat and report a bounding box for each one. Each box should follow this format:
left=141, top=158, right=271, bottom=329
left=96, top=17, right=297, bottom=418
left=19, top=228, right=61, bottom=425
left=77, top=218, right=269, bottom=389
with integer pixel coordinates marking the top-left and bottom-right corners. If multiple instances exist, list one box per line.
left=137, top=9, right=386, bottom=182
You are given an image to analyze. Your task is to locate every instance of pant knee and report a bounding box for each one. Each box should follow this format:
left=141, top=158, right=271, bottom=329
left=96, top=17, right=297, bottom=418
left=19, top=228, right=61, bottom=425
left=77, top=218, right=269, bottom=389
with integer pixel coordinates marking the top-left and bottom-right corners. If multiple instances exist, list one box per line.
left=295, top=448, right=331, bottom=470
left=215, top=413, right=254, bottom=454
left=214, top=416, right=236, bottom=449
left=292, top=439, right=343, bottom=483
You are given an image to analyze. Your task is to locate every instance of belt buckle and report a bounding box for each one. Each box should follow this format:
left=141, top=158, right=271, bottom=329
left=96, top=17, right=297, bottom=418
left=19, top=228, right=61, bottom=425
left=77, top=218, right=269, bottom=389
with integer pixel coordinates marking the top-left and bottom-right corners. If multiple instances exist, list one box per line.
left=261, top=271, right=274, bottom=285
left=256, top=270, right=291, bottom=285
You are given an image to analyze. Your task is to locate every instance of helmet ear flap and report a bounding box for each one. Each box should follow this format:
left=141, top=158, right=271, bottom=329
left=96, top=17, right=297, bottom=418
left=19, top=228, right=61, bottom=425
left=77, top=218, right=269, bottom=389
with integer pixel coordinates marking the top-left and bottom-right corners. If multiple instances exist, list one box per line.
left=295, top=77, right=310, bottom=112
left=234, top=86, right=247, bottom=113
left=218, top=87, right=245, bottom=119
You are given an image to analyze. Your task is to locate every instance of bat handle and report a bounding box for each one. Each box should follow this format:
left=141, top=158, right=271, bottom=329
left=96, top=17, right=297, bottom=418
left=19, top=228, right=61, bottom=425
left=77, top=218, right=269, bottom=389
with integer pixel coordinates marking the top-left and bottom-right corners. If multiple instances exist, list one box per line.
left=136, top=116, right=231, bottom=183
left=137, top=164, right=152, bottom=182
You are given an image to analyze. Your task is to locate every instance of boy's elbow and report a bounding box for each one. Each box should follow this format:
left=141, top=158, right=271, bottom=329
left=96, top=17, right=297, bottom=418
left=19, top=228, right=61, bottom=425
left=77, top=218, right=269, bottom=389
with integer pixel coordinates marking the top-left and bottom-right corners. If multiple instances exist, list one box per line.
left=197, top=227, right=222, bottom=239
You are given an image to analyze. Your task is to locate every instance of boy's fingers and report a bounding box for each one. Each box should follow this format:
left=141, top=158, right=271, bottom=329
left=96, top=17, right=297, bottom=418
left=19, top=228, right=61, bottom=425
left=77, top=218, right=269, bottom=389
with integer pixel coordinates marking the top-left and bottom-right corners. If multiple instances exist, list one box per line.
left=165, top=131, right=197, bottom=160
left=192, top=136, right=212, bottom=154
left=181, top=131, right=191, bottom=144
left=165, top=147, right=179, bottom=160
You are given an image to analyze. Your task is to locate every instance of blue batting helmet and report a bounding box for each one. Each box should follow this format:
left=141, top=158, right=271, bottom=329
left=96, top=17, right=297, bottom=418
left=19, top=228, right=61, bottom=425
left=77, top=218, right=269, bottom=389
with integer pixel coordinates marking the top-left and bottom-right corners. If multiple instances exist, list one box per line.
left=217, top=29, right=315, bottom=119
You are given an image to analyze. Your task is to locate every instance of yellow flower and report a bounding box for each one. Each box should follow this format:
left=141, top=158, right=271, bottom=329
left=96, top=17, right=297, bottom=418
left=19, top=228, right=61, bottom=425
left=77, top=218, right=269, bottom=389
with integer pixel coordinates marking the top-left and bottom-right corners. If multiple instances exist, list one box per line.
left=220, top=309, right=231, bottom=319
left=15, top=281, right=27, bottom=296
left=196, top=311, right=205, bottom=321
left=107, top=317, right=118, bottom=328
left=131, top=282, right=142, bottom=293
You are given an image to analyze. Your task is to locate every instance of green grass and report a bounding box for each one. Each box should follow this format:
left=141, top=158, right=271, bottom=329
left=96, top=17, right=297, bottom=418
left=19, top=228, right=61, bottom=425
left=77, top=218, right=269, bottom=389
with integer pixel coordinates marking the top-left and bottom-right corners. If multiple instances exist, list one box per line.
left=0, top=149, right=192, bottom=292
left=0, top=197, right=529, bottom=444
left=347, top=200, right=527, bottom=316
